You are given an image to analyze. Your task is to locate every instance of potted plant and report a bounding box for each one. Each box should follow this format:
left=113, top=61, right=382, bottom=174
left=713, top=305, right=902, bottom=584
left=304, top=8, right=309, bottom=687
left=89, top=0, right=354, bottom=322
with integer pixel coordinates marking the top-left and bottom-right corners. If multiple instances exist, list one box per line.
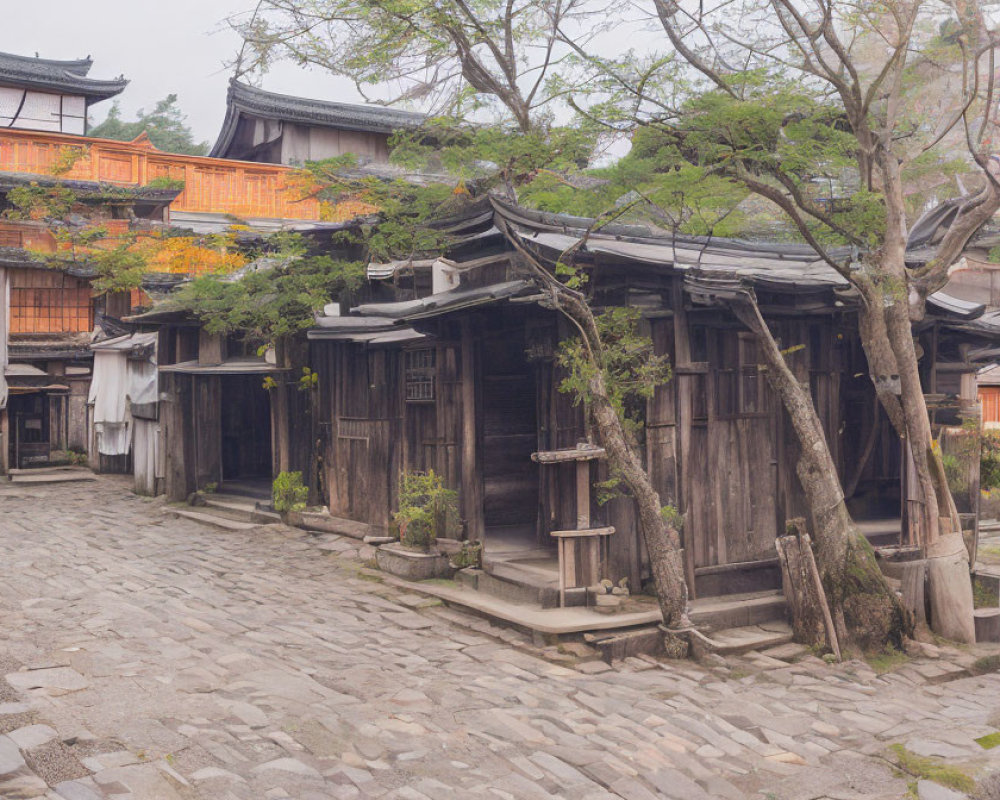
left=376, top=470, right=460, bottom=580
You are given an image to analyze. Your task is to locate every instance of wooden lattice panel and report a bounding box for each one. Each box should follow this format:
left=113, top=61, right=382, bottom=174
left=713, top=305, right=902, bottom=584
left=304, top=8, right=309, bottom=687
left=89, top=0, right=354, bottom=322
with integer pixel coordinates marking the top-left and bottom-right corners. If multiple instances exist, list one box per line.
left=9, top=268, right=93, bottom=334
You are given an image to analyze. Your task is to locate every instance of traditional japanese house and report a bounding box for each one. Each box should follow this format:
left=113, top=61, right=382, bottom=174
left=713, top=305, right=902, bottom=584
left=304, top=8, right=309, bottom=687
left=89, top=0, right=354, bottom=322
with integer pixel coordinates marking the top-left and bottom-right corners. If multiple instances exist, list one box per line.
left=0, top=51, right=127, bottom=135
left=0, top=177, right=179, bottom=474
left=0, top=48, right=406, bottom=483
left=307, top=197, right=1000, bottom=604
left=210, top=80, right=424, bottom=166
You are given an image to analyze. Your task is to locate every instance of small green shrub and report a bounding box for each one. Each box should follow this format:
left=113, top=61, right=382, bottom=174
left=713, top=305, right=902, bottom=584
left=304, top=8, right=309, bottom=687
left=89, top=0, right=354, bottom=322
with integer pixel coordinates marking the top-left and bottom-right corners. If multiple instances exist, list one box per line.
left=974, top=578, right=1000, bottom=609
left=394, top=470, right=460, bottom=551
left=661, top=505, right=684, bottom=531
left=273, top=471, right=309, bottom=513
left=984, top=432, right=1000, bottom=491
left=146, top=176, right=186, bottom=191
left=451, top=540, right=483, bottom=569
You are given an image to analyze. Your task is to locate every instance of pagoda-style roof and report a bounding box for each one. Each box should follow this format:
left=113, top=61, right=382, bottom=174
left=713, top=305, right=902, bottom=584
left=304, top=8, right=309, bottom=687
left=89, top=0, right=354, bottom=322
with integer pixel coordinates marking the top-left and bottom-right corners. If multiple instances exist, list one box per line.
left=210, top=80, right=425, bottom=157
left=0, top=51, right=127, bottom=104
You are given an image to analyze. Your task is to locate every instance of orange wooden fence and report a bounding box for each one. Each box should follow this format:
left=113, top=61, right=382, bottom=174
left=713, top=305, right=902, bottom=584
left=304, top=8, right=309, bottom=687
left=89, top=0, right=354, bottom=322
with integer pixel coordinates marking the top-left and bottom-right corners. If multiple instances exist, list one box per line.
left=0, top=128, right=322, bottom=221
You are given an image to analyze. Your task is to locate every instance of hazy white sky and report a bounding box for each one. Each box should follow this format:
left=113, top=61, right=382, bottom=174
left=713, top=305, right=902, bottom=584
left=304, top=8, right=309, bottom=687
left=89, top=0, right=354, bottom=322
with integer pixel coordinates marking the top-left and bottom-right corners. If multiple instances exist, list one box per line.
left=3, top=1, right=364, bottom=147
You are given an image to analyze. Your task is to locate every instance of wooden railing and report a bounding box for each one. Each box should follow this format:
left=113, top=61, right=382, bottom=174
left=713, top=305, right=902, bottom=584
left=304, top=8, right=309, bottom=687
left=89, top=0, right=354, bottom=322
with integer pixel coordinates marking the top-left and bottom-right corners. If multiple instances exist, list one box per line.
left=0, top=128, right=322, bottom=221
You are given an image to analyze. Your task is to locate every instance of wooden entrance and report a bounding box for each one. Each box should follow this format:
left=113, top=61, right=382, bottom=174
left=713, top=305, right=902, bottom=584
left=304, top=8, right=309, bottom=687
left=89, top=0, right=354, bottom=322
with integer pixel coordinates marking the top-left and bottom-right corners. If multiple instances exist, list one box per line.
left=9, top=392, right=50, bottom=468
left=481, top=328, right=540, bottom=548
left=221, top=374, right=272, bottom=480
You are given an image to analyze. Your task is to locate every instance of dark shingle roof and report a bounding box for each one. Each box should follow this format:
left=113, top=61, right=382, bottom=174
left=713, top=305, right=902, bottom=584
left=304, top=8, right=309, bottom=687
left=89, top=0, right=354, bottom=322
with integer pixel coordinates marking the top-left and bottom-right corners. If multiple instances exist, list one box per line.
left=210, top=80, right=425, bottom=157
left=0, top=51, right=127, bottom=103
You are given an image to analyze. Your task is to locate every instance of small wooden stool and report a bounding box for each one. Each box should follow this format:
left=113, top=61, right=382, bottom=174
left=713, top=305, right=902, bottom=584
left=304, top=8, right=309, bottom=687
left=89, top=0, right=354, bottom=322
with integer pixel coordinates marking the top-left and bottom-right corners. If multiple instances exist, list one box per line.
left=532, top=444, right=615, bottom=606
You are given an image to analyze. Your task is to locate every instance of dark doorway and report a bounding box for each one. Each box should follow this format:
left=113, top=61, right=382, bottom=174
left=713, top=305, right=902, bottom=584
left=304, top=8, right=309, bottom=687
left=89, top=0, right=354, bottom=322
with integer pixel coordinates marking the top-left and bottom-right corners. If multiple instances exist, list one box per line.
left=481, top=325, right=540, bottom=549
left=8, top=392, right=50, bottom=469
left=221, top=374, right=272, bottom=480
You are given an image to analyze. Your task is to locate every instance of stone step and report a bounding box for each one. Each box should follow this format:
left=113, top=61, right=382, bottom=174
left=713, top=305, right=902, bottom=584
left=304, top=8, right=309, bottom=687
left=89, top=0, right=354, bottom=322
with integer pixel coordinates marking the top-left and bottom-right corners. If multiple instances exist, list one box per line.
left=704, top=621, right=794, bottom=656
left=296, top=512, right=370, bottom=539
left=8, top=469, right=95, bottom=484
left=165, top=507, right=261, bottom=532
left=694, top=558, right=782, bottom=597
left=219, top=480, right=272, bottom=501
left=689, top=590, right=787, bottom=631
left=477, top=560, right=560, bottom=608
left=201, top=495, right=259, bottom=522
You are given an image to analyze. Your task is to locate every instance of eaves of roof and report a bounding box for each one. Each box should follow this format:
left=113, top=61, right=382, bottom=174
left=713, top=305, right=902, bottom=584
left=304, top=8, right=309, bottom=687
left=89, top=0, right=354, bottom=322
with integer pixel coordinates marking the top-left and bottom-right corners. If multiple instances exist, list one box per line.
left=210, top=80, right=425, bottom=158
left=0, top=51, right=127, bottom=103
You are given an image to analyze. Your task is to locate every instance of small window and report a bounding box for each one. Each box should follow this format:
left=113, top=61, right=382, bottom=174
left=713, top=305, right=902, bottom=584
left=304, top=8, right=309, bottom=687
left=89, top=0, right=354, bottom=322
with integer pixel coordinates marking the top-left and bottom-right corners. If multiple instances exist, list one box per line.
left=405, top=348, right=436, bottom=402
left=738, top=335, right=765, bottom=414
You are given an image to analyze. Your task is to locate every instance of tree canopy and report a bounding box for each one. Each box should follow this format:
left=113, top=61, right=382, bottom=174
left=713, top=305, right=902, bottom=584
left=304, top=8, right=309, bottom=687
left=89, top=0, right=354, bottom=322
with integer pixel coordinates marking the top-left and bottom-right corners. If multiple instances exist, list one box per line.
left=89, top=95, right=209, bottom=155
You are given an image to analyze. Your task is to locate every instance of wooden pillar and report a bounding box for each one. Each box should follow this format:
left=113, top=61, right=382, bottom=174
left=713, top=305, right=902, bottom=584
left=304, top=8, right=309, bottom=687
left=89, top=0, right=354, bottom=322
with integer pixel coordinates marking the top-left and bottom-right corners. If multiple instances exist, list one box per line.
left=460, top=319, right=484, bottom=541
left=672, top=279, right=698, bottom=598
left=162, top=373, right=196, bottom=501
left=0, top=408, right=8, bottom=475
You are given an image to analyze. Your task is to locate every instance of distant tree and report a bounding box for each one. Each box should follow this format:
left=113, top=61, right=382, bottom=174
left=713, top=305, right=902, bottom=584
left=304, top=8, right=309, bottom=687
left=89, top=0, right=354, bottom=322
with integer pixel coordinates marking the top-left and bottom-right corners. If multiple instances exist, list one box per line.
left=89, top=95, right=209, bottom=155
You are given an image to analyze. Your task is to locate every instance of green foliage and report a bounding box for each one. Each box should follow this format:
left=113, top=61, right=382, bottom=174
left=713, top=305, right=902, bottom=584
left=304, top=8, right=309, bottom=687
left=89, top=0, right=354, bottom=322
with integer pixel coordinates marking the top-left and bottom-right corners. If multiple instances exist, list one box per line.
left=273, top=471, right=309, bottom=513
left=89, top=95, right=209, bottom=155
left=296, top=156, right=460, bottom=261
left=394, top=470, right=460, bottom=551
left=941, top=452, right=968, bottom=496
left=4, top=184, right=76, bottom=220
left=50, top=145, right=89, bottom=177
left=392, top=122, right=598, bottom=189
left=556, top=306, right=671, bottom=437
left=661, top=505, right=684, bottom=531
left=298, top=367, right=319, bottom=392
left=173, top=254, right=365, bottom=342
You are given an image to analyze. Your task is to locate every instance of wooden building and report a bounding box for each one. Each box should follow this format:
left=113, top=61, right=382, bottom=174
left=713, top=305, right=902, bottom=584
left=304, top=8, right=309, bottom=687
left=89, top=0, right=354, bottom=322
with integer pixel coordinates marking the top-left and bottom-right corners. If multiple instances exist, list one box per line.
left=306, top=198, right=1000, bottom=602
left=0, top=51, right=126, bottom=135
left=210, top=80, right=424, bottom=166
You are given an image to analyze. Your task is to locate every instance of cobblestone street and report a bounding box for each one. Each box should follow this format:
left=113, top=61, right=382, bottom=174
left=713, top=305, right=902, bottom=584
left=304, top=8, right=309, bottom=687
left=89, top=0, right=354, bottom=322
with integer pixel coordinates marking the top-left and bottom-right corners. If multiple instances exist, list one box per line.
left=0, top=478, right=998, bottom=799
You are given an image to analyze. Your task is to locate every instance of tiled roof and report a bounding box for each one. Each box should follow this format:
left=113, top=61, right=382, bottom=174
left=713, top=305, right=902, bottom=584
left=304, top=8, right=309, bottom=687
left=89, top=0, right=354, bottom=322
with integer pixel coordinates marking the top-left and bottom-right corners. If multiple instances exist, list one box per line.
left=0, top=51, right=127, bottom=103
left=210, top=80, right=425, bottom=157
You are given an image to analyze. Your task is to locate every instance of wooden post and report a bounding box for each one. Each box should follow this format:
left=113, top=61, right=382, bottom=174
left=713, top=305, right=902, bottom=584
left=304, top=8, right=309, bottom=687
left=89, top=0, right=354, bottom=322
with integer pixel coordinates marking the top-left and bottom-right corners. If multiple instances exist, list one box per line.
left=672, top=278, right=698, bottom=599
left=460, top=320, right=484, bottom=541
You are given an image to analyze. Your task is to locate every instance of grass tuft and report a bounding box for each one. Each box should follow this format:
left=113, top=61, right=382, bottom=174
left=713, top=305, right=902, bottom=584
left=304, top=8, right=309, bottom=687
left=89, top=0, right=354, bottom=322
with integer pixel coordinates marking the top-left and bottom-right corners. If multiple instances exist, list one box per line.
left=889, top=744, right=975, bottom=793
left=866, top=649, right=910, bottom=675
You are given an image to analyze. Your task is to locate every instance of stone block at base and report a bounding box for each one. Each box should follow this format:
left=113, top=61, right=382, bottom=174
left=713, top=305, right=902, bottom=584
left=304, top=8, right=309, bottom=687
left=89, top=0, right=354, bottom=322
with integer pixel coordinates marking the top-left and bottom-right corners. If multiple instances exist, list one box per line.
left=974, top=607, right=1000, bottom=642
left=376, top=544, right=455, bottom=581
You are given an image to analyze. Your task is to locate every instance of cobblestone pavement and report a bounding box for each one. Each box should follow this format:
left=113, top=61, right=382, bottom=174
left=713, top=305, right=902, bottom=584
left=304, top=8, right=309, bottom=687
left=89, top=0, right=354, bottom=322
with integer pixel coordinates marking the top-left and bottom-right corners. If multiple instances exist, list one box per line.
left=1, top=477, right=1000, bottom=799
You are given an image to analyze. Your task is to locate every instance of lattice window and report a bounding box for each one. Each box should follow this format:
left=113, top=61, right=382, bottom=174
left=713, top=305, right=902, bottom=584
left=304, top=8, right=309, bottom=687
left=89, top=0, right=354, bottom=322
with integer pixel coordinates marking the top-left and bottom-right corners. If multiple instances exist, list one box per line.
left=404, top=348, right=436, bottom=402
left=9, top=269, right=92, bottom=334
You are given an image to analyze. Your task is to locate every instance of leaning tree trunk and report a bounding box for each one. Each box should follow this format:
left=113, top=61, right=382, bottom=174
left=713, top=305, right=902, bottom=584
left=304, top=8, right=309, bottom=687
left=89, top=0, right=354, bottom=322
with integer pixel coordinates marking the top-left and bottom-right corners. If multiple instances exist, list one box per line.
left=730, top=291, right=912, bottom=653
left=560, top=294, right=692, bottom=654
left=587, top=368, right=692, bottom=653
left=856, top=273, right=976, bottom=643
left=498, top=225, right=694, bottom=654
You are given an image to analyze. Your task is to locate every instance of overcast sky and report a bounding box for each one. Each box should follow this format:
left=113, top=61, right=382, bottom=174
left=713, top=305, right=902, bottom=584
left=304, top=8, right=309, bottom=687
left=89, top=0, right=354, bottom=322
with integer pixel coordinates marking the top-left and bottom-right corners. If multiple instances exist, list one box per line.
left=3, top=1, right=364, bottom=148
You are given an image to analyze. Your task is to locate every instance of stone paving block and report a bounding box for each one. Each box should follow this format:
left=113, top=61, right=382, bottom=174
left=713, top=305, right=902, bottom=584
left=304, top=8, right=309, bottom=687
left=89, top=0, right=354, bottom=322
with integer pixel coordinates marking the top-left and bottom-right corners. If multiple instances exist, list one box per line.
left=8, top=725, right=58, bottom=750
left=6, top=669, right=88, bottom=694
